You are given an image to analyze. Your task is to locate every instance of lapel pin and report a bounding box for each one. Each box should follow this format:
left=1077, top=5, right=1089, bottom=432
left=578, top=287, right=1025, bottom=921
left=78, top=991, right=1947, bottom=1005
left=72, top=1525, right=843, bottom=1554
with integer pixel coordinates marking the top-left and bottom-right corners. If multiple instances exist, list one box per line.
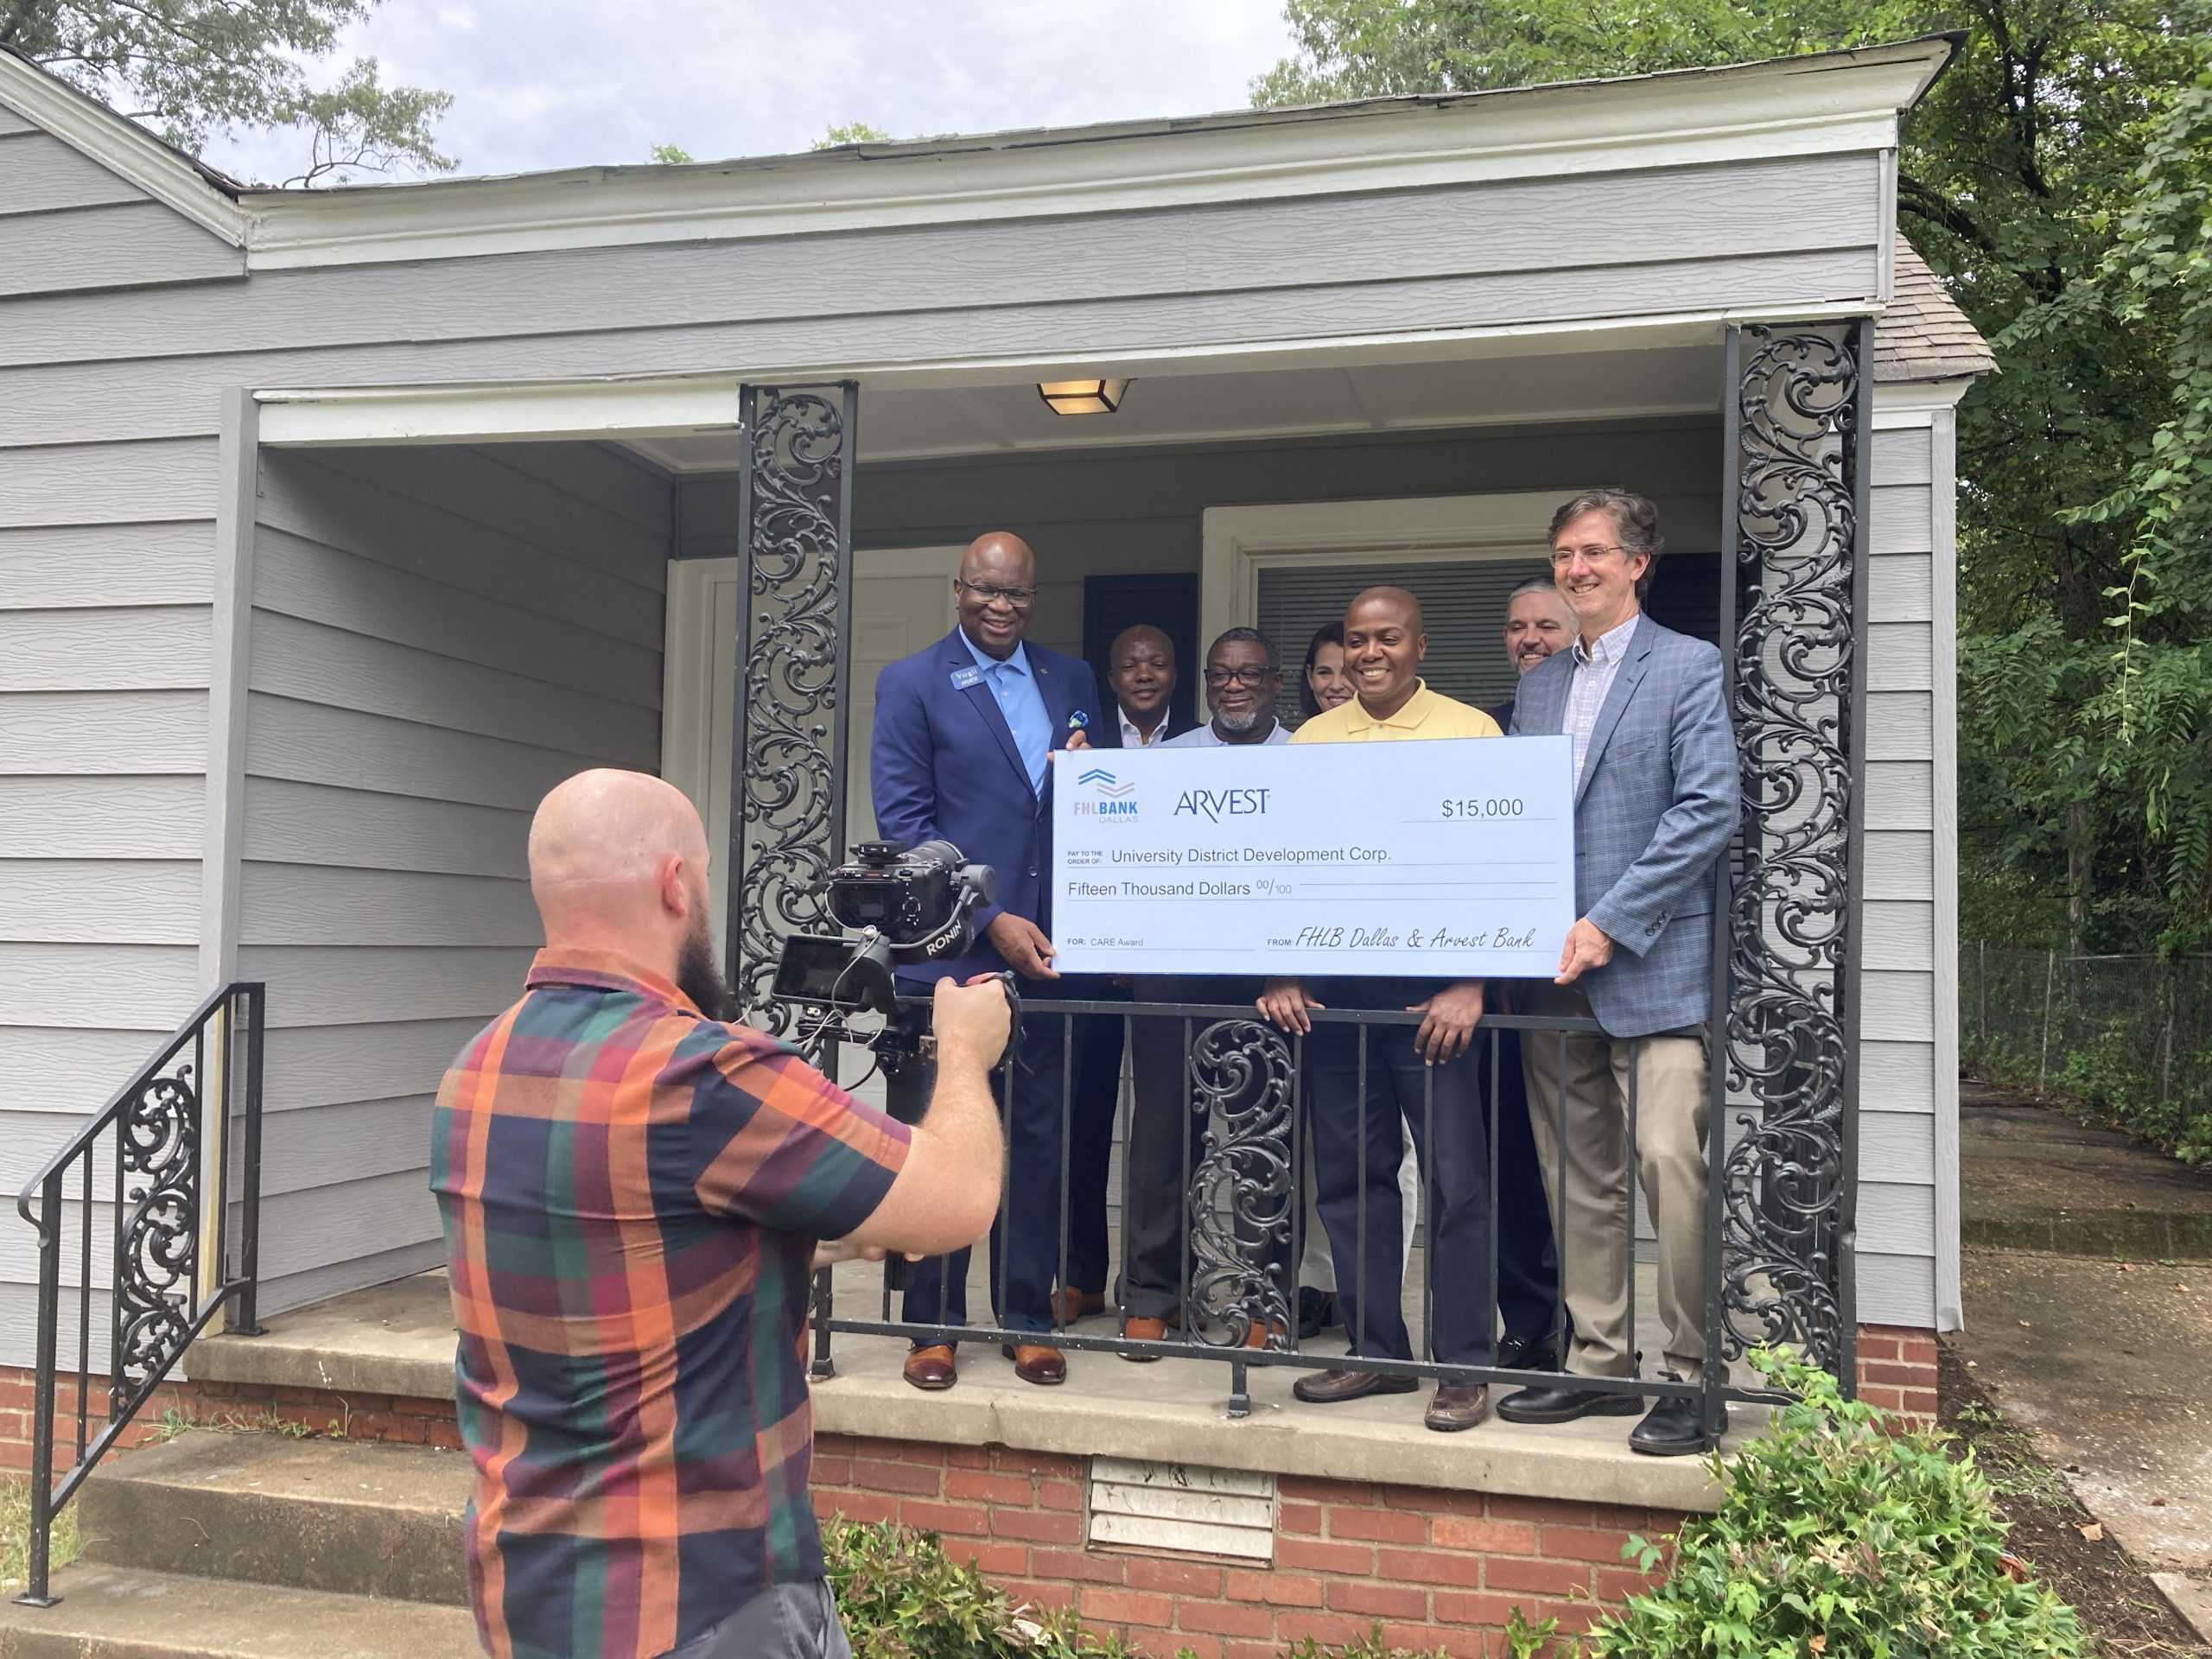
left=1068, top=710, right=1089, bottom=731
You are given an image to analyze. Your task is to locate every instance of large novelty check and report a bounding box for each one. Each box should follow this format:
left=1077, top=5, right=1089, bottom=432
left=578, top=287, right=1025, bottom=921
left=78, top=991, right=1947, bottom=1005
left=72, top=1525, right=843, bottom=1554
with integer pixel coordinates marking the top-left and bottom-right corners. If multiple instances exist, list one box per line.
left=1051, top=735, right=1577, bottom=977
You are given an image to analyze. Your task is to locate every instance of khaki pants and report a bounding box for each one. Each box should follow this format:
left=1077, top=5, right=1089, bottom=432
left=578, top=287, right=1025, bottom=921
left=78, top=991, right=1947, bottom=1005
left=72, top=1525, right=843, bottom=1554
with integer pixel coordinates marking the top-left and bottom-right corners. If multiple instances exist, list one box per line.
left=1519, top=982, right=1713, bottom=1382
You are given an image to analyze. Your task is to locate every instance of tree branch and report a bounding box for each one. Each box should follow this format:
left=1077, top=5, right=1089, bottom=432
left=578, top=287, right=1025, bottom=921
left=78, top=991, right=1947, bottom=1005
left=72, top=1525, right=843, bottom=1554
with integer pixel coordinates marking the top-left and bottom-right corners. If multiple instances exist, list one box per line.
left=1897, top=171, right=1998, bottom=257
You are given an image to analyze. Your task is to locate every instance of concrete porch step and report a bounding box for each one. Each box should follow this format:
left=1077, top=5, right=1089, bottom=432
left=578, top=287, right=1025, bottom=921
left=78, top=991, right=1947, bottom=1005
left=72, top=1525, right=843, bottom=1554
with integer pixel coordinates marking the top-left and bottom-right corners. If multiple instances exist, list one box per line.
left=0, top=1565, right=479, bottom=1658
left=74, top=1431, right=468, bottom=1606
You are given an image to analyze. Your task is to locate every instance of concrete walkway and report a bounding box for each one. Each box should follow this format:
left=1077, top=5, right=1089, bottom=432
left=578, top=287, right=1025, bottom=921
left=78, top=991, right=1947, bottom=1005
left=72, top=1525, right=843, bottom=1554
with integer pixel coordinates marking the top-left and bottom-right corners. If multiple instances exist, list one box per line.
left=1950, top=1084, right=2212, bottom=1639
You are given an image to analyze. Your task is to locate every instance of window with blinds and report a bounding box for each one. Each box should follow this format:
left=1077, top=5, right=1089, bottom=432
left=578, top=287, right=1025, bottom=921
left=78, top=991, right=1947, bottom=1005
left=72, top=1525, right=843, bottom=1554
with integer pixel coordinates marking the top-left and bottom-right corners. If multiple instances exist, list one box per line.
left=1257, top=555, right=1554, bottom=723
left=1255, top=550, right=1724, bottom=727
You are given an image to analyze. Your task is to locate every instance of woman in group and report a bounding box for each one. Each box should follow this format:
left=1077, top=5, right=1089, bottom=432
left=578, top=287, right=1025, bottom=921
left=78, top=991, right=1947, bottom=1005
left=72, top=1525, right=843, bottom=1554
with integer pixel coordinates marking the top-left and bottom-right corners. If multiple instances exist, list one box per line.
left=1300, top=622, right=1354, bottom=722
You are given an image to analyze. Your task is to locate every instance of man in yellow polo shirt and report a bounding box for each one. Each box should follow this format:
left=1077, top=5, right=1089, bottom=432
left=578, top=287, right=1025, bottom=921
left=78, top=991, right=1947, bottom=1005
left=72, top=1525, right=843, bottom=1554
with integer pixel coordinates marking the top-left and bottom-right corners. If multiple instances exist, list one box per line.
left=1257, top=587, right=1503, bottom=1432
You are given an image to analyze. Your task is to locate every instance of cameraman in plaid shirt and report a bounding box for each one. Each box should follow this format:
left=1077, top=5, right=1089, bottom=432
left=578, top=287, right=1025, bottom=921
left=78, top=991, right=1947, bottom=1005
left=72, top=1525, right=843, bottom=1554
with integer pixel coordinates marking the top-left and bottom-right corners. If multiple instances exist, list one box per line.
left=432, top=770, right=1010, bottom=1659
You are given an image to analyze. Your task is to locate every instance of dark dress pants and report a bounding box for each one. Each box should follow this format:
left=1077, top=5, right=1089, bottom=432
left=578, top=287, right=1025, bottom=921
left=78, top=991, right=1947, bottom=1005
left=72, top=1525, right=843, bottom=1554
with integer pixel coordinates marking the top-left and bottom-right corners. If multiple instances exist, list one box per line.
left=893, top=982, right=1068, bottom=1338
left=1492, top=1025, right=1562, bottom=1345
left=1065, top=985, right=1130, bottom=1298
left=1119, top=977, right=1280, bottom=1319
left=1306, top=979, right=1495, bottom=1379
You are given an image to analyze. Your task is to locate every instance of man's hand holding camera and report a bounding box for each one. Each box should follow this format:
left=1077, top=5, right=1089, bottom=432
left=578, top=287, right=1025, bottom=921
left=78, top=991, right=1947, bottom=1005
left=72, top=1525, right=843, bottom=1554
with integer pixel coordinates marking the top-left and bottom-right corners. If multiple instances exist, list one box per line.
left=932, top=973, right=1014, bottom=1070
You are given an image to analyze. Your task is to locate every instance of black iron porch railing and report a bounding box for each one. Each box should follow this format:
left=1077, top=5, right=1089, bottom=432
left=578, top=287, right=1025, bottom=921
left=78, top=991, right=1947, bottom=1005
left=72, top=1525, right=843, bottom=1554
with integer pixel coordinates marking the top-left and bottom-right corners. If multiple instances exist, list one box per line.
left=11, top=982, right=266, bottom=1608
left=807, top=996, right=1832, bottom=1430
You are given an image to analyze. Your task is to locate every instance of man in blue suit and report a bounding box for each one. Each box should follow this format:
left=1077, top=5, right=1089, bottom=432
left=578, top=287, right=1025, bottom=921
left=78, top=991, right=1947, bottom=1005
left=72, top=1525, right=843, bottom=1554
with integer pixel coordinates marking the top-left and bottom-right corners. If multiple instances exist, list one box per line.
left=1496, top=490, right=1738, bottom=1457
left=870, top=531, right=1100, bottom=1391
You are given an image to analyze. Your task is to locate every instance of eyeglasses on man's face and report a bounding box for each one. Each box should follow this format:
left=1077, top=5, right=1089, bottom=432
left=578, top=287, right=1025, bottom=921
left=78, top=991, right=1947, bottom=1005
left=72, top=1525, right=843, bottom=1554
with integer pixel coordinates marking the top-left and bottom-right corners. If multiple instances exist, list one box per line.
left=1204, top=665, right=1277, bottom=689
left=955, top=579, right=1038, bottom=607
left=1549, top=543, right=1627, bottom=569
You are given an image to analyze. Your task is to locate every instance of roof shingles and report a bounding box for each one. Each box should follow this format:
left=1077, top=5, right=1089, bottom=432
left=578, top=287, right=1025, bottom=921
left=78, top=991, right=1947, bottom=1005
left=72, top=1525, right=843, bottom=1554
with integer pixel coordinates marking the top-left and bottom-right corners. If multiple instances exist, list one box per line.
left=1878, top=236, right=1997, bottom=382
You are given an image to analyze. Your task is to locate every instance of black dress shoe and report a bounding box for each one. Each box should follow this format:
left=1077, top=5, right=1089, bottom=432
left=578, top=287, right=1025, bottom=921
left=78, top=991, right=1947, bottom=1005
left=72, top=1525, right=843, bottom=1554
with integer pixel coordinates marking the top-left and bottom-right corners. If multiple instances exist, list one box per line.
left=1292, top=1367, right=1419, bottom=1403
left=1496, top=1382, right=1643, bottom=1424
left=1630, top=1382, right=1717, bottom=1457
left=1296, top=1287, right=1338, bottom=1340
left=1495, top=1332, right=1560, bottom=1373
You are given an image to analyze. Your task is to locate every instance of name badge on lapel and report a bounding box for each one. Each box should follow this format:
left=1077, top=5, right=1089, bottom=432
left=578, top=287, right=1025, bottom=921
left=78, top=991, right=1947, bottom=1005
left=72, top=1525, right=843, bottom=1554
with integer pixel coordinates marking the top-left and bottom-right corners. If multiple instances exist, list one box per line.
left=950, top=665, right=985, bottom=691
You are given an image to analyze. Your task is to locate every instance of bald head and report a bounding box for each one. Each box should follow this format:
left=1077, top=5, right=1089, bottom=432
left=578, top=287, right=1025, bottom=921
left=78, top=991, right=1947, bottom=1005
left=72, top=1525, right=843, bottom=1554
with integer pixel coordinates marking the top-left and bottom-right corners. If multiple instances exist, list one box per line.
left=531, top=769, right=710, bottom=945
left=1346, top=585, right=1424, bottom=633
left=955, top=531, right=1039, bottom=660
left=1341, top=586, right=1429, bottom=721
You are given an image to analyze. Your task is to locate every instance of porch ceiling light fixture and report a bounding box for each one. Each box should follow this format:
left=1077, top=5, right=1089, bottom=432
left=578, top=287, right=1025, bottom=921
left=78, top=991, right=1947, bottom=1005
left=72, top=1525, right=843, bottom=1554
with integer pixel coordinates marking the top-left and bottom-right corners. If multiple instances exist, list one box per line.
left=1038, top=377, right=1129, bottom=416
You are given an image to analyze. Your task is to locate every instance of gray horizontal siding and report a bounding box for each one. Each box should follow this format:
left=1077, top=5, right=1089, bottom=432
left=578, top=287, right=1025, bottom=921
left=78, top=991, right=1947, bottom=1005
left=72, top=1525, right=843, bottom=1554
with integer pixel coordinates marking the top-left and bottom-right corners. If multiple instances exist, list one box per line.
left=0, top=605, right=211, bottom=691
left=0, top=154, right=1883, bottom=372
left=0, top=522, right=215, bottom=606
left=238, top=865, right=540, bottom=948
left=0, top=312, right=225, bottom=1365
left=0, top=128, right=149, bottom=217
left=246, top=696, right=616, bottom=811
left=0, top=942, right=199, bottom=1027
left=242, top=777, right=531, bottom=878
left=1852, top=417, right=1946, bottom=1325
left=233, top=442, right=667, bottom=1312
left=263, top=1019, right=488, bottom=1114
left=0, top=775, right=204, bottom=856
left=0, top=199, right=242, bottom=298
left=0, top=436, right=216, bottom=524
left=1, top=690, right=207, bottom=772
left=0, top=860, right=200, bottom=944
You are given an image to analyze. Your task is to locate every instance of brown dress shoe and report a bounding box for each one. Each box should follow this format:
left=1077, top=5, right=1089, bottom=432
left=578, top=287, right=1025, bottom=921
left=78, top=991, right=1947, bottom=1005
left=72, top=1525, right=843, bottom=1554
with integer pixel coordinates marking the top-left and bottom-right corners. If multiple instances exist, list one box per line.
left=1002, top=1342, right=1067, bottom=1384
left=1055, top=1287, right=1106, bottom=1324
left=1120, top=1316, right=1170, bottom=1360
left=902, top=1344, right=957, bottom=1391
left=1241, top=1320, right=1286, bottom=1351
left=1292, top=1367, right=1419, bottom=1403
left=1425, top=1382, right=1491, bottom=1432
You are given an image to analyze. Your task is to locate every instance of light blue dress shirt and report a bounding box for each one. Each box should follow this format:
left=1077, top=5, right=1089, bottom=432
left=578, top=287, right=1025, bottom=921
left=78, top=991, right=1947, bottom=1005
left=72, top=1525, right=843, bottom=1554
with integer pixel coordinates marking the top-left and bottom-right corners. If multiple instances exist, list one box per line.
left=961, top=629, right=1052, bottom=793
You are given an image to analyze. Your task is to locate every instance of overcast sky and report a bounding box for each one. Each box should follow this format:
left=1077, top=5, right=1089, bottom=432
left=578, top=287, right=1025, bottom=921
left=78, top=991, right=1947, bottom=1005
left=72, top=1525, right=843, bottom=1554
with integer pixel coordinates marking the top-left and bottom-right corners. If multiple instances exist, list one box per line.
left=200, top=0, right=1299, bottom=186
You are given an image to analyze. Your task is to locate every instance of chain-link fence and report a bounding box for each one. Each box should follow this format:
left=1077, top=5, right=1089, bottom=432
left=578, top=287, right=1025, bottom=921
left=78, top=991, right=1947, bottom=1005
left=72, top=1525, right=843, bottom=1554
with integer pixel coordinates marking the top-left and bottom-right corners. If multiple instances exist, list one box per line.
left=1961, top=947, right=2212, bottom=1163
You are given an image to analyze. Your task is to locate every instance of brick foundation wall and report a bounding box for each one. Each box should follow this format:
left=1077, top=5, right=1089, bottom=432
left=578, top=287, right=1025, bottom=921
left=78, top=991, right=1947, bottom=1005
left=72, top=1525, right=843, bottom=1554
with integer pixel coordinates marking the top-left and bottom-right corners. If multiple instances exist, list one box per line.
left=0, top=1366, right=461, bottom=1473
left=1853, top=1323, right=1940, bottom=1421
left=810, top=1433, right=1675, bottom=1658
left=0, top=1320, right=1943, bottom=1655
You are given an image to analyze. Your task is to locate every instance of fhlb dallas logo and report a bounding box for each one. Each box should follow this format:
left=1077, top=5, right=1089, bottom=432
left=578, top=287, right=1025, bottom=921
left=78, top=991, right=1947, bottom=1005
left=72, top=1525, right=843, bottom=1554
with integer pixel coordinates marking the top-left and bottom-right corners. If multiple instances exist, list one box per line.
left=1074, top=767, right=1138, bottom=817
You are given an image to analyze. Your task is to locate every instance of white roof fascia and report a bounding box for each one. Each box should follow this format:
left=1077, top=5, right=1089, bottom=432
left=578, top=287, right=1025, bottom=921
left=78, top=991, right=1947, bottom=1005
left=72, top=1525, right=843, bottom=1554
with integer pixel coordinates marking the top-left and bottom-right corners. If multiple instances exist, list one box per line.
left=0, top=49, right=244, bottom=245
left=242, top=37, right=1952, bottom=271
left=251, top=302, right=1885, bottom=450
left=1872, top=378, right=1977, bottom=425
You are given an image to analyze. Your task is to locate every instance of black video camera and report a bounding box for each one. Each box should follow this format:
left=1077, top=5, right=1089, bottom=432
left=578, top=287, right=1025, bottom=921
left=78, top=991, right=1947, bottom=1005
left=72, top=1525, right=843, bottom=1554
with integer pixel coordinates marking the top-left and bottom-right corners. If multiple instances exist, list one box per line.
left=772, top=840, right=998, bottom=1078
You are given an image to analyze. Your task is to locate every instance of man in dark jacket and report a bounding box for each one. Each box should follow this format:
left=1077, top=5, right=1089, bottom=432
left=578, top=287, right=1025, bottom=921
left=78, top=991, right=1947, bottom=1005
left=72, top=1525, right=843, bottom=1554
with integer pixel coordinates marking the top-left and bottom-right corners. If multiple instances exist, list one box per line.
left=870, top=531, right=1101, bottom=1391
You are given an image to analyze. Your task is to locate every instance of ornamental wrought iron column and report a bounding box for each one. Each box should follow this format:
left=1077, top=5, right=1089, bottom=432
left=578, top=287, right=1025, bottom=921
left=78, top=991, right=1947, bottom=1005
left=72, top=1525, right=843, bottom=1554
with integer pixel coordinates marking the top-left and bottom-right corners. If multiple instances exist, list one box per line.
left=725, top=383, right=859, bottom=1032
left=1706, top=320, right=1872, bottom=1423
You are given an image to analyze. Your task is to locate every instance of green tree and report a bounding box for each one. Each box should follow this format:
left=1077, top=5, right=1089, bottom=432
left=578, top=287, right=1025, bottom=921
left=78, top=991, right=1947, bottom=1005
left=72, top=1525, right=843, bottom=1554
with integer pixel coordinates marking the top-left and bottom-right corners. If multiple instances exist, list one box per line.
left=649, top=143, right=696, bottom=164
left=1258, top=0, right=2212, bottom=952
left=0, top=0, right=453, bottom=184
left=813, top=120, right=890, bottom=149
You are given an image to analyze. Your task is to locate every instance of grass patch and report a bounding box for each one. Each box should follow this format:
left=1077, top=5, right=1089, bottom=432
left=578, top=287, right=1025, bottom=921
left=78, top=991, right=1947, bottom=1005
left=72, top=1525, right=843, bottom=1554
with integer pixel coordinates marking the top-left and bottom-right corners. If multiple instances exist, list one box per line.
left=0, top=1479, right=80, bottom=1599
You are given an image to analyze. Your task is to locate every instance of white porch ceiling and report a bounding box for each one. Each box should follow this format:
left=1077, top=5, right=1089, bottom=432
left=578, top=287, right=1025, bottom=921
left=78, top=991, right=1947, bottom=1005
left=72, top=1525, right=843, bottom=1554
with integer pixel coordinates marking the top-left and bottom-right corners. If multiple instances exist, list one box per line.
left=622, top=340, right=1723, bottom=474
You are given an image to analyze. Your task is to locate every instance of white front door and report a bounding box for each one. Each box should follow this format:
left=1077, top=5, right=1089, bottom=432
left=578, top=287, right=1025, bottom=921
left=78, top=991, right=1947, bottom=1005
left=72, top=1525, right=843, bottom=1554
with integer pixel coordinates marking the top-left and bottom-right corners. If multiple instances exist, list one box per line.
left=662, top=546, right=963, bottom=956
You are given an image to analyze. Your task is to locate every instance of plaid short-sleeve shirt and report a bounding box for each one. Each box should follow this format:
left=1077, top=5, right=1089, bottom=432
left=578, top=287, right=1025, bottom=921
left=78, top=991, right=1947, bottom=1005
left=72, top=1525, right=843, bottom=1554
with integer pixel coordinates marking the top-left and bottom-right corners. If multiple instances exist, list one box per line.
left=430, top=949, right=911, bottom=1659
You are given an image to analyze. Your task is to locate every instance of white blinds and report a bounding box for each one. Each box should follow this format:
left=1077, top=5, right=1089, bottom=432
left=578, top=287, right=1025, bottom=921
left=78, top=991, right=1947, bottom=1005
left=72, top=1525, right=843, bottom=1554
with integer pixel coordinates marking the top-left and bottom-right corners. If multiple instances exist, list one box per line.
left=1257, top=555, right=1554, bottom=722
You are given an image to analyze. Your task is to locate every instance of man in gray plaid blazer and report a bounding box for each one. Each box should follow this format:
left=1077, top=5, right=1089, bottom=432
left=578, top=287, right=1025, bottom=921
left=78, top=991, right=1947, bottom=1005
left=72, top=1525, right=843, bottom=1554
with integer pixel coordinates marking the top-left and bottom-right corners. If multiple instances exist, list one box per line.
left=1497, top=489, right=1738, bottom=1457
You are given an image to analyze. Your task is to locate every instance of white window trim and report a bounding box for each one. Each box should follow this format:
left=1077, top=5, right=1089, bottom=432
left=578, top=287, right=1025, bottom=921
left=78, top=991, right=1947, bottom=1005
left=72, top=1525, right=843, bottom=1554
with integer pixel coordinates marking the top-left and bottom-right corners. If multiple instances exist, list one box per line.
left=1199, top=491, right=1566, bottom=652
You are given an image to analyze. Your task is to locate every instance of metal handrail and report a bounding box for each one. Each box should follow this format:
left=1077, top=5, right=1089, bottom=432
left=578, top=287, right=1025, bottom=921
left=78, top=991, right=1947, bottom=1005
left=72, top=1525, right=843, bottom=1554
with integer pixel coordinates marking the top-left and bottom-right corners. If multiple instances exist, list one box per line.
left=11, top=982, right=266, bottom=1608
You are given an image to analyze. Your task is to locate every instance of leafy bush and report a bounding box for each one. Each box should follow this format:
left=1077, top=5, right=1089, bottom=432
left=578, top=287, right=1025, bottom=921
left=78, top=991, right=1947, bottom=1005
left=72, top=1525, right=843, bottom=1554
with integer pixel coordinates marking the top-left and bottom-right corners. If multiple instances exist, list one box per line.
left=1573, top=1351, right=2083, bottom=1657
left=824, top=1518, right=1126, bottom=1659
left=821, top=1519, right=1445, bottom=1659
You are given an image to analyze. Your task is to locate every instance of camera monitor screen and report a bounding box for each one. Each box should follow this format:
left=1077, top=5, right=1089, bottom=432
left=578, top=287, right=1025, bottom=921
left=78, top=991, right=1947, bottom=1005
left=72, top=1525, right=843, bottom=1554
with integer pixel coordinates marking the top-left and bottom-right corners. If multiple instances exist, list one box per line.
left=772, top=934, right=864, bottom=1007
